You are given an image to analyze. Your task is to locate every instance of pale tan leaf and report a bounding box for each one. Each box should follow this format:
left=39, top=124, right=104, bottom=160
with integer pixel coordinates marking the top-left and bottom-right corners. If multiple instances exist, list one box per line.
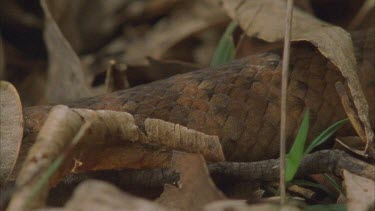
left=7, top=105, right=82, bottom=211
left=145, top=118, right=225, bottom=162
left=0, top=81, right=23, bottom=185
left=8, top=106, right=225, bottom=209
left=343, top=170, right=375, bottom=211
left=220, top=0, right=374, bottom=157
left=37, top=180, right=170, bottom=211
left=41, top=0, right=91, bottom=103
left=121, top=0, right=227, bottom=65
left=156, top=152, right=225, bottom=211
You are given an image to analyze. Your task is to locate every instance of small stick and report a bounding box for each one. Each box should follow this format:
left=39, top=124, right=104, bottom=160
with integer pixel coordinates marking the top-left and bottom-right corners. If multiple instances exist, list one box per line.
left=280, top=0, right=294, bottom=205
left=50, top=150, right=375, bottom=190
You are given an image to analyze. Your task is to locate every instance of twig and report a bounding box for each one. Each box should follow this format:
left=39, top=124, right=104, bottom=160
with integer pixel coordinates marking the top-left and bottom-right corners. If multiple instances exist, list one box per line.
left=280, top=0, right=294, bottom=205
left=53, top=150, right=375, bottom=190
left=347, top=0, right=375, bottom=30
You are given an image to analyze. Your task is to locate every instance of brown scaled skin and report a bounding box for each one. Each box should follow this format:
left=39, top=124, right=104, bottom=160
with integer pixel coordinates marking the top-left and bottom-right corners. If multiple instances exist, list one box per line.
left=23, top=33, right=375, bottom=162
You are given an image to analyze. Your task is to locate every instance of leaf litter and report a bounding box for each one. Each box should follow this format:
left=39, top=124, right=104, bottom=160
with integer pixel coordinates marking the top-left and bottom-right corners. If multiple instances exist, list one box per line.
left=1, top=0, right=375, bottom=210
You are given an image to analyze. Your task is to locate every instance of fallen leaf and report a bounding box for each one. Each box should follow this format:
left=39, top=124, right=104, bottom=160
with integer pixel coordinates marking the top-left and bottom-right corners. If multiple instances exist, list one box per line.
left=0, top=81, right=23, bottom=185
left=38, top=180, right=170, bottom=211
left=8, top=105, right=224, bottom=210
left=43, top=0, right=128, bottom=53
left=0, top=40, right=47, bottom=106
left=145, top=119, right=225, bottom=162
left=220, top=0, right=374, bottom=157
left=156, top=152, right=225, bottom=211
left=41, top=0, right=91, bottom=103
left=124, top=0, right=183, bottom=21
left=107, top=0, right=227, bottom=66
left=343, top=170, right=375, bottom=211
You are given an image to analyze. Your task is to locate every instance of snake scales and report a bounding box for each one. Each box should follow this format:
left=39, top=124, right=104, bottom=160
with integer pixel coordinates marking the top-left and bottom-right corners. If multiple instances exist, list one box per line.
left=23, top=30, right=374, bottom=162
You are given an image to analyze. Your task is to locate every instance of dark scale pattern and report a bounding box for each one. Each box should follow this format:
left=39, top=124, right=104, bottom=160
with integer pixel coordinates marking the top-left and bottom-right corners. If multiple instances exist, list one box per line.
left=25, top=42, right=374, bottom=162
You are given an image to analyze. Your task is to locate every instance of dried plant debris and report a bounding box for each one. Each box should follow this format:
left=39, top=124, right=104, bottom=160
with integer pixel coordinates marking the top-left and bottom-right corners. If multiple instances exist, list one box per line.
left=37, top=180, right=170, bottom=211
left=41, top=0, right=91, bottom=103
left=2, top=1, right=375, bottom=210
left=42, top=0, right=128, bottom=53
left=219, top=0, right=374, bottom=157
left=348, top=0, right=375, bottom=29
left=0, top=81, right=23, bottom=185
left=105, top=60, right=129, bottom=93
left=343, top=170, right=375, bottom=211
left=7, top=105, right=224, bottom=210
left=156, top=152, right=225, bottom=211
left=94, top=0, right=227, bottom=66
left=145, top=120, right=225, bottom=162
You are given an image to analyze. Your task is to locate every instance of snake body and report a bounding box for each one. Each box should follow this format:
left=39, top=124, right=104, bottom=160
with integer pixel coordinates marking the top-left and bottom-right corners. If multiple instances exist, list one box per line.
left=24, top=31, right=375, bottom=161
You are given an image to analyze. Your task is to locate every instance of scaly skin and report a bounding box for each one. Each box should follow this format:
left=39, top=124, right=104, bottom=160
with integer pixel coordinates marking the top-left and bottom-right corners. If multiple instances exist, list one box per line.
left=23, top=34, right=375, bottom=162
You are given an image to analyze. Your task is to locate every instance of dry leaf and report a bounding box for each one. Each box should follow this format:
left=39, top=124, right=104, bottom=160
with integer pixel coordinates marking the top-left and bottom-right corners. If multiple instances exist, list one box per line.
left=156, top=152, right=225, bottom=211
left=7, top=105, right=87, bottom=210
left=0, top=81, right=23, bottom=185
left=145, top=119, right=225, bottom=161
left=220, top=0, right=374, bottom=157
left=115, top=0, right=227, bottom=65
left=37, top=180, right=170, bottom=211
left=335, top=82, right=367, bottom=143
left=43, top=0, right=128, bottom=53
left=8, top=105, right=224, bottom=210
left=41, top=0, right=91, bottom=103
left=343, top=170, right=375, bottom=211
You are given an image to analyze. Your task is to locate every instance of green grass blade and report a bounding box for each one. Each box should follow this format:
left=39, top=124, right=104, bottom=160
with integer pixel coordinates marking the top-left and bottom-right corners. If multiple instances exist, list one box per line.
left=286, top=110, right=310, bottom=182
left=304, top=118, right=348, bottom=154
left=24, top=155, right=64, bottom=209
left=23, top=121, right=91, bottom=209
left=210, top=21, right=237, bottom=66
